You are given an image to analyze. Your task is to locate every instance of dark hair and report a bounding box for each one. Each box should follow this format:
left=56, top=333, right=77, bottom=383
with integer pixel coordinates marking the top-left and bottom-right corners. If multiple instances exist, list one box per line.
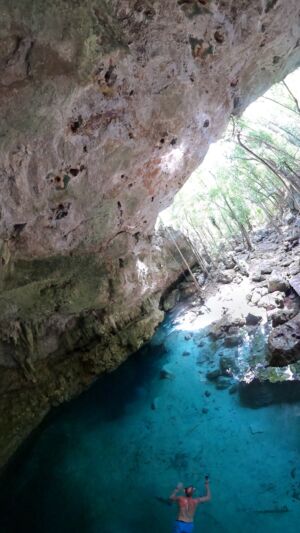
left=184, top=486, right=194, bottom=497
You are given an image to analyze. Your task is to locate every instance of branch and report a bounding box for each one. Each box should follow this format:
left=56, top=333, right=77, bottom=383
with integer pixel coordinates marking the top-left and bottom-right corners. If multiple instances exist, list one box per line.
left=282, top=81, right=300, bottom=114
left=261, top=95, right=299, bottom=116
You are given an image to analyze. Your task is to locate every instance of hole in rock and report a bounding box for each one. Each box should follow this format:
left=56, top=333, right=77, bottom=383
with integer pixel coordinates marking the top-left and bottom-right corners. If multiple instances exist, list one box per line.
left=214, top=30, right=224, bottom=44
left=51, top=203, right=71, bottom=220
left=70, top=115, right=82, bottom=133
left=69, top=168, right=79, bottom=177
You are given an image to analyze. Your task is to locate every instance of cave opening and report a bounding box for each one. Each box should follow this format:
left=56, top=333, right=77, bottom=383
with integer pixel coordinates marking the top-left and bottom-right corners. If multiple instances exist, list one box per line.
left=158, top=68, right=300, bottom=273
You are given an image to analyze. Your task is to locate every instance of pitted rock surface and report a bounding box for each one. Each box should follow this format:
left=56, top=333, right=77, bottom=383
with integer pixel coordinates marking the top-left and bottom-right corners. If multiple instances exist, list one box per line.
left=1, top=0, right=300, bottom=256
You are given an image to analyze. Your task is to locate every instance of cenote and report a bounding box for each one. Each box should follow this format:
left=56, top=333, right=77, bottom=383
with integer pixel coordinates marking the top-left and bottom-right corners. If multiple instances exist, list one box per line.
left=1, top=299, right=300, bottom=533
left=1, top=5, right=300, bottom=532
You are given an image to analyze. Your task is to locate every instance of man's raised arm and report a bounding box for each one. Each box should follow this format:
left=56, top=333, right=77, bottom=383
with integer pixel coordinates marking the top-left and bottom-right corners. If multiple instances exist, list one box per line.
left=169, top=482, right=183, bottom=501
left=195, top=477, right=211, bottom=503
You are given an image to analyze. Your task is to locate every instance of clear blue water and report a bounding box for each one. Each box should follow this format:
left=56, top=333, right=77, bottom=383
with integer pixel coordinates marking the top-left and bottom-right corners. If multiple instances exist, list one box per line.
left=1, top=306, right=300, bottom=533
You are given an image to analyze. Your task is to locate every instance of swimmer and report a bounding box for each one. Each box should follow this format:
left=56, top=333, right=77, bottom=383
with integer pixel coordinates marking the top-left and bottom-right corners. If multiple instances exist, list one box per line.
left=169, top=476, right=211, bottom=532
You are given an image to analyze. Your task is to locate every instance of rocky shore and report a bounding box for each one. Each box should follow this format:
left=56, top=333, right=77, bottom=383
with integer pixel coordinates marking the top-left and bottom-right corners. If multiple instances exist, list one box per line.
left=162, top=211, right=300, bottom=380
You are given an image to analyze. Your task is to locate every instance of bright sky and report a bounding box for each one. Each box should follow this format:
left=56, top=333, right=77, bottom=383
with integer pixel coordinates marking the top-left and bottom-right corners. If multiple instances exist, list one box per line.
left=159, top=67, right=300, bottom=226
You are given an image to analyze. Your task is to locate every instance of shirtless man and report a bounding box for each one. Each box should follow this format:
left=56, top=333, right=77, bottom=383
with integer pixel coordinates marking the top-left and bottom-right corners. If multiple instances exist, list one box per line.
left=169, top=476, right=211, bottom=532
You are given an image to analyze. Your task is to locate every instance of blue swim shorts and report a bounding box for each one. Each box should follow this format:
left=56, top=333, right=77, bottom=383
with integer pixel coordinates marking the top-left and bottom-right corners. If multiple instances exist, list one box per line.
left=172, top=520, right=194, bottom=533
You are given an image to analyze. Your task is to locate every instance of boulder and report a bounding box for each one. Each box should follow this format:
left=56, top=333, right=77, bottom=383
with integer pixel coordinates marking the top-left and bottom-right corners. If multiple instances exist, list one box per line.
left=235, top=245, right=244, bottom=253
left=285, top=230, right=300, bottom=243
left=251, top=271, right=265, bottom=282
left=235, top=260, right=249, bottom=276
left=233, top=275, right=243, bottom=284
left=268, top=271, right=290, bottom=292
left=268, top=313, right=300, bottom=366
left=251, top=287, right=268, bottom=305
left=261, top=263, right=274, bottom=275
left=196, top=273, right=206, bottom=286
left=209, top=315, right=245, bottom=339
left=268, top=272, right=290, bottom=293
left=245, top=313, right=263, bottom=326
left=280, top=257, right=293, bottom=267
left=223, top=253, right=236, bottom=270
left=217, top=271, right=234, bottom=284
left=178, top=281, right=197, bottom=298
left=288, top=261, right=300, bottom=276
left=227, top=326, right=240, bottom=335
left=269, top=307, right=297, bottom=327
left=284, top=212, right=296, bottom=225
left=258, top=291, right=285, bottom=309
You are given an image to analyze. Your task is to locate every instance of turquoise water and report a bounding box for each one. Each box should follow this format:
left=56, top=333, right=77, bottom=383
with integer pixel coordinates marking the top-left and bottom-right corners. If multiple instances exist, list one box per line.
left=1, top=305, right=300, bottom=533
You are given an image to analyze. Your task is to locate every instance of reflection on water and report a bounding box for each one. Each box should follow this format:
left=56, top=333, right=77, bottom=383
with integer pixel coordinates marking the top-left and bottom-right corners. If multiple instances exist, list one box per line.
left=0, top=304, right=300, bottom=533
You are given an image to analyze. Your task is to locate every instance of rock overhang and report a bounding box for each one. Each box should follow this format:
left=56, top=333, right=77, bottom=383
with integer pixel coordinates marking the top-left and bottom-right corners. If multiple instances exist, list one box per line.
left=0, top=0, right=299, bottom=258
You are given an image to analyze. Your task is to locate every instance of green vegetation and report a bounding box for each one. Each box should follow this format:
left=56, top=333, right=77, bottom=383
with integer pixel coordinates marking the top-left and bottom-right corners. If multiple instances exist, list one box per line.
left=159, top=69, right=300, bottom=266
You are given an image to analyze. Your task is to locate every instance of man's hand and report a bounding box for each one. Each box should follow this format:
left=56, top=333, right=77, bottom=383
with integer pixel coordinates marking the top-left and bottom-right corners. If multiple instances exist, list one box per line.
left=169, top=482, right=183, bottom=501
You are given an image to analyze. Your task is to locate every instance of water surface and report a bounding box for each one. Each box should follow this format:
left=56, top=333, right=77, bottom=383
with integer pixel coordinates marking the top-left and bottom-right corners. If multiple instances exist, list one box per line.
left=1, top=305, right=300, bottom=533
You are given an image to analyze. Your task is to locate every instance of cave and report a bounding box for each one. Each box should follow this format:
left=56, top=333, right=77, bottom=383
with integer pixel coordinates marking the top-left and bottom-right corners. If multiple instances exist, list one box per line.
left=0, top=2, right=300, bottom=527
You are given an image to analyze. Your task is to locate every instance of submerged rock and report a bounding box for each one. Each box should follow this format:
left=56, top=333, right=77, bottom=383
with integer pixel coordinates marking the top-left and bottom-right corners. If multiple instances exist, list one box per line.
left=151, top=397, right=160, bottom=410
left=206, top=369, right=221, bottom=381
left=224, top=335, right=243, bottom=347
left=215, top=377, right=232, bottom=390
left=219, top=356, right=238, bottom=376
left=160, top=365, right=175, bottom=380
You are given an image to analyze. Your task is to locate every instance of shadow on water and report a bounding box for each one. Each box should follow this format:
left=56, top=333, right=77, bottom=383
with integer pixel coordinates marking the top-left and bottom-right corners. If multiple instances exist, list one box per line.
left=0, top=340, right=169, bottom=533
left=239, top=379, right=300, bottom=408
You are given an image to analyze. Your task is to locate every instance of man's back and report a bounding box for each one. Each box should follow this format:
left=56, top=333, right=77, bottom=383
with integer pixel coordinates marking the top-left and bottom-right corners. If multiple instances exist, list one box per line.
left=176, top=496, right=199, bottom=522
